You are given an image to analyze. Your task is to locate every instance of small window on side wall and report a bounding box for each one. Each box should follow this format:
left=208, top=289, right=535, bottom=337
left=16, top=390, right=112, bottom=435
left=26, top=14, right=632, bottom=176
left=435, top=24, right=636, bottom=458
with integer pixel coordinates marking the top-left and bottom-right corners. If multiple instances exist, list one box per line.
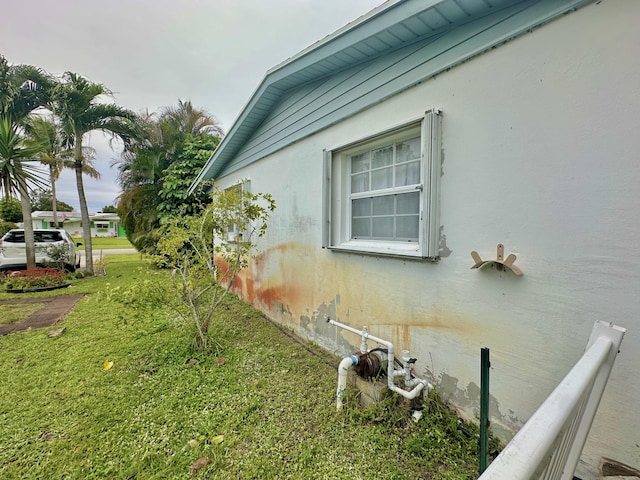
left=322, top=109, right=442, bottom=259
left=225, top=180, right=251, bottom=242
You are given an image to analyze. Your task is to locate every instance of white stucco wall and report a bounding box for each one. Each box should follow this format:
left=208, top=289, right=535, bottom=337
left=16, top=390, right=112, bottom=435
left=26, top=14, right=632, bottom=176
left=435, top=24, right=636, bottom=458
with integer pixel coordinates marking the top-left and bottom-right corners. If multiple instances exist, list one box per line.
left=216, top=1, right=640, bottom=477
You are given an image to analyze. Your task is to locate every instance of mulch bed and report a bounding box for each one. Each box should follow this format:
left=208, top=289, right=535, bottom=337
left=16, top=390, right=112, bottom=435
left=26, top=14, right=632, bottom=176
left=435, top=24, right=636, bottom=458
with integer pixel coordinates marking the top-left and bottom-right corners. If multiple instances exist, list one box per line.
left=0, top=294, right=85, bottom=336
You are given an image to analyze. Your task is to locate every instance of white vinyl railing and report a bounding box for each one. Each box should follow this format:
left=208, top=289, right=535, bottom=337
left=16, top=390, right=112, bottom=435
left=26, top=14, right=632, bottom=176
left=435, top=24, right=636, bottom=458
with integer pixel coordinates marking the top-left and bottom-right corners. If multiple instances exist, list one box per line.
left=479, top=320, right=625, bottom=480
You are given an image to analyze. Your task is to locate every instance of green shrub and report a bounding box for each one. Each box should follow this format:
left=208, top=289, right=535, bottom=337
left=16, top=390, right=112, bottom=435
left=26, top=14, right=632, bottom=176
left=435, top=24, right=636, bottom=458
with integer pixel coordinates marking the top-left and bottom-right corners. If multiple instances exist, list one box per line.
left=3, top=267, right=67, bottom=290
left=0, top=221, right=18, bottom=237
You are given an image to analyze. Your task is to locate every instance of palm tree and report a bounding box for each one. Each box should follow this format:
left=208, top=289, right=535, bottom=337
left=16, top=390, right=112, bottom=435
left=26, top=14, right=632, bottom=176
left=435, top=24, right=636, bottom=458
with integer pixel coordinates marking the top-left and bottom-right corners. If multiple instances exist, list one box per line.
left=52, top=72, right=138, bottom=274
left=0, top=56, right=52, bottom=122
left=25, top=116, right=101, bottom=228
left=0, top=55, right=53, bottom=268
left=162, top=99, right=224, bottom=138
left=0, top=117, right=47, bottom=269
left=24, top=116, right=68, bottom=227
left=0, top=55, right=53, bottom=200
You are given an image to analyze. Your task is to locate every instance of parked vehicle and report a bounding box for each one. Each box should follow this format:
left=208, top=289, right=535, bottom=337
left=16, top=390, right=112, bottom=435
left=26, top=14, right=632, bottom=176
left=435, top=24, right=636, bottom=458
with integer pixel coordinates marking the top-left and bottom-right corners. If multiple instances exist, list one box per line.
left=0, top=229, right=81, bottom=272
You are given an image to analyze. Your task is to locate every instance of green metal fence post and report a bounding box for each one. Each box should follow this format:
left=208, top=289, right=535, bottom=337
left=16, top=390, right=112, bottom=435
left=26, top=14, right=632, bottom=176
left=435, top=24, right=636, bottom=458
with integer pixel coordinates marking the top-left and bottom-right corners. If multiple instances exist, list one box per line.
left=480, top=347, right=490, bottom=474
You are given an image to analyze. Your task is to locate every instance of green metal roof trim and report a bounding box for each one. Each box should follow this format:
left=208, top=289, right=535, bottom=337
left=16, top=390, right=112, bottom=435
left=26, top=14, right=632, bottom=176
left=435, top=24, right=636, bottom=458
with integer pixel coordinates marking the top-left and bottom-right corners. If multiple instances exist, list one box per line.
left=190, top=0, right=595, bottom=191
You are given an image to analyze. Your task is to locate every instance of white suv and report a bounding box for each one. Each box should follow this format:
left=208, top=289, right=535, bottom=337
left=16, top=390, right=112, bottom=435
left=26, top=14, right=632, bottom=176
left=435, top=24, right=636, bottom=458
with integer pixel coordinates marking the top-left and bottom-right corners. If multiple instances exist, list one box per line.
left=0, top=229, right=81, bottom=272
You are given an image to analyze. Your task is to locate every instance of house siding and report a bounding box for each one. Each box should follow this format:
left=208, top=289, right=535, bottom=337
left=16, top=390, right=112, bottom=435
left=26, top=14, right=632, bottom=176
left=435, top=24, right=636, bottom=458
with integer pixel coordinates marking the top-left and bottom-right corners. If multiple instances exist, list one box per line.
left=212, top=1, right=640, bottom=478
left=214, top=0, right=594, bottom=179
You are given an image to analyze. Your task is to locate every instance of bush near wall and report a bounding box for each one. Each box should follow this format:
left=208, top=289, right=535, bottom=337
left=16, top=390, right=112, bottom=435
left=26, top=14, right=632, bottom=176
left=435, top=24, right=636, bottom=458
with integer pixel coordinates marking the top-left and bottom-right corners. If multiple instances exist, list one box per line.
left=0, top=221, right=18, bottom=237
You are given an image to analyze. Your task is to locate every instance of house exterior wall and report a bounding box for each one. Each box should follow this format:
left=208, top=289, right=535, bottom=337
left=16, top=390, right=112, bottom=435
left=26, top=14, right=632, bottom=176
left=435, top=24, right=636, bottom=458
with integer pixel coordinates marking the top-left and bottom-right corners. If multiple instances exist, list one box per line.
left=214, top=1, right=640, bottom=477
left=29, top=217, right=122, bottom=238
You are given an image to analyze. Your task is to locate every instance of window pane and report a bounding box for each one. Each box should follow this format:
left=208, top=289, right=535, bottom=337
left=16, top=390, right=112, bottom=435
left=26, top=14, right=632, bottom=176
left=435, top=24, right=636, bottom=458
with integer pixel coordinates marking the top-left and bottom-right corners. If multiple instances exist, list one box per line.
left=371, top=146, right=393, bottom=169
left=395, top=160, right=420, bottom=187
left=396, top=137, right=420, bottom=163
left=372, top=217, right=394, bottom=239
left=352, top=198, right=371, bottom=217
left=351, top=173, right=369, bottom=193
left=371, top=167, right=392, bottom=190
left=352, top=217, right=370, bottom=238
left=351, top=152, right=370, bottom=173
left=397, top=192, right=420, bottom=214
left=396, top=215, right=419, bottom=241
left=372, top=195, right=393, bottom=215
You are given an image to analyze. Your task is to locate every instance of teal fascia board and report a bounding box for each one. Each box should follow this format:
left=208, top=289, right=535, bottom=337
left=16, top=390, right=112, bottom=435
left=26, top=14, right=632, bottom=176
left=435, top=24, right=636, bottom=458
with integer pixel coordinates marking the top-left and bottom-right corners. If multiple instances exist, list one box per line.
left=191, top=0, right=595, bottom=189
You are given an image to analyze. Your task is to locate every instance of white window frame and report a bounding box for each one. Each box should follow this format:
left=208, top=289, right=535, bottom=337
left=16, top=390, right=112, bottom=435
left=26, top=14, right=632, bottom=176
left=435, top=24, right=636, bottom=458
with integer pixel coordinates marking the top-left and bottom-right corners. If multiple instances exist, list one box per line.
left=225, top=179, right=251, bottom=243
left=322, top=109, right=442, bottom=259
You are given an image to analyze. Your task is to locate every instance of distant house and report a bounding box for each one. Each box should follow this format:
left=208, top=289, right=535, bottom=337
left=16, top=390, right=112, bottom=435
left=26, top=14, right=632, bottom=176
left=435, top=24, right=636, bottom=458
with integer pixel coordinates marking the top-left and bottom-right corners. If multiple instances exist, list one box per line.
left=30, top=211, right=125, bottom=238
left=192, top=1, right=639, bottom=478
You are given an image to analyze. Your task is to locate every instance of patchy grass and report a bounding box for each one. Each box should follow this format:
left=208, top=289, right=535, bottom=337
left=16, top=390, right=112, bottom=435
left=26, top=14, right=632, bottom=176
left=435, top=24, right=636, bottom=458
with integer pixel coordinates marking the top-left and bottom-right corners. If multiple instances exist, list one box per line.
left=0, top=302, right=45, bottom=324
left=0, top=259, right=483, bottom=479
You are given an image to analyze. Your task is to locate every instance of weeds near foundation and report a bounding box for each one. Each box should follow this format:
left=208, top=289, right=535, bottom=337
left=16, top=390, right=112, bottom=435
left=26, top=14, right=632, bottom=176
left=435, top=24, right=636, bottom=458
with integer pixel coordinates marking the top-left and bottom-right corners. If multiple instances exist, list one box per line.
left=0, top=259, right=484, bottom=479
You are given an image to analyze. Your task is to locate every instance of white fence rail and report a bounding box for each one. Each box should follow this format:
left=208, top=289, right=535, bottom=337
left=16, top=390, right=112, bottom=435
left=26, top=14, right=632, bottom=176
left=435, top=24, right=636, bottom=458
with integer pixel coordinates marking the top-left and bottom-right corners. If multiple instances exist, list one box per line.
left=479, top=320, right=625, bottom=480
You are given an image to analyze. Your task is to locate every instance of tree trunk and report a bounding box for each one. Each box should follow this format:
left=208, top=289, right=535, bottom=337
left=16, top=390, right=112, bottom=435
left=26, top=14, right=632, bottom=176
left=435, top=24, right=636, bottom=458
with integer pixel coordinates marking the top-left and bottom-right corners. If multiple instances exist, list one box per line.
left=2, top=176, right=11, bottom=200
left=17, top=178, right=36, bottom=270
left=74, top=139, right=93, bottom=275
left=50, top=165, right=59, bottom=228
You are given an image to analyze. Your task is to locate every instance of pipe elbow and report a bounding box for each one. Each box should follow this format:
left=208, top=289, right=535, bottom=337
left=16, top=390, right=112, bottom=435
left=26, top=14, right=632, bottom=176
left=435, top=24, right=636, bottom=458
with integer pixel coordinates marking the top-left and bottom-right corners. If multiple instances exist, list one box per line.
left=336, top=355, right=359, bottom=410
left=389, top=379, right=428, bottom=400
left=339, top=355, right=359, bottom=373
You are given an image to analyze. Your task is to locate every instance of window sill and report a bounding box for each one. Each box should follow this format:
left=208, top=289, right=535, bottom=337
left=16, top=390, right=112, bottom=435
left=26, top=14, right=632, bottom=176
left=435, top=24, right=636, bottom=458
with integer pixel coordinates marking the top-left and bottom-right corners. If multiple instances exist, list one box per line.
left=326, top=240, right=438, bottom=261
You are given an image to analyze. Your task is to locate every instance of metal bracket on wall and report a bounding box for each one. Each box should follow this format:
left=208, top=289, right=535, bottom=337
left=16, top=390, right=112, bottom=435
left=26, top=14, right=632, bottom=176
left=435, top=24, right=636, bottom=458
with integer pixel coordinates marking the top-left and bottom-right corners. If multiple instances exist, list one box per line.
left=470, top=243, right=522, bottom=276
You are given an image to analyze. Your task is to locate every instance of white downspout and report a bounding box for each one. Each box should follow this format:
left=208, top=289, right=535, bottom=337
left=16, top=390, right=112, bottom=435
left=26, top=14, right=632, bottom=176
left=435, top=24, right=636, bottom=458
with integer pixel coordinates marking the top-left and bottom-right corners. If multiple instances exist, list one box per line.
left=328, top=319, right=432, bottom=407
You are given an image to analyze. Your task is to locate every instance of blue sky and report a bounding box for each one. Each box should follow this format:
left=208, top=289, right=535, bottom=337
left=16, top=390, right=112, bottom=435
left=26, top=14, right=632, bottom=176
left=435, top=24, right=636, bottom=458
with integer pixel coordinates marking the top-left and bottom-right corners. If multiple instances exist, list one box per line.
left=2, top=0, right=387, bottom=212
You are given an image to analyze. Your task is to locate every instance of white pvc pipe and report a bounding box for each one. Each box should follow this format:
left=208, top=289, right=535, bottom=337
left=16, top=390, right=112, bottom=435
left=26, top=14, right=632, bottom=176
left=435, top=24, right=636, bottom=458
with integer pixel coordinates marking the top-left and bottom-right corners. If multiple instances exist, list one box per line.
left=389, top=380, right=428, bottom=400
left=336, top=355, right=359, bottom=410
left=328, top=319, right=433, bottom=404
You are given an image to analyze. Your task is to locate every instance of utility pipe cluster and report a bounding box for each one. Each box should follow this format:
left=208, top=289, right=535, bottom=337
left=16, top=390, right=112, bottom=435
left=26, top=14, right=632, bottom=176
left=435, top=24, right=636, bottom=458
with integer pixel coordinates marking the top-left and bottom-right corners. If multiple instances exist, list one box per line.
left=328, top=318, right=433, bottom=410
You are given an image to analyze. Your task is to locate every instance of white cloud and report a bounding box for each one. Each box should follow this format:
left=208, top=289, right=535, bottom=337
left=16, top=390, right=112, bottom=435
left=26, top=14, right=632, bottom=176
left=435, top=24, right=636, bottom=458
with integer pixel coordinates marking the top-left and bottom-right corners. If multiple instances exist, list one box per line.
left=2, top=0, right=387, bottom=212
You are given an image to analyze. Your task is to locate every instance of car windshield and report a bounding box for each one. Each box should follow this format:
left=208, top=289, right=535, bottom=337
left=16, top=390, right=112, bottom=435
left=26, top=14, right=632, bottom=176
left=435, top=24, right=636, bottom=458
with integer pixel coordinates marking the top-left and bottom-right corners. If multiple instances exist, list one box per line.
left=3, top=231, right=63, bottom=243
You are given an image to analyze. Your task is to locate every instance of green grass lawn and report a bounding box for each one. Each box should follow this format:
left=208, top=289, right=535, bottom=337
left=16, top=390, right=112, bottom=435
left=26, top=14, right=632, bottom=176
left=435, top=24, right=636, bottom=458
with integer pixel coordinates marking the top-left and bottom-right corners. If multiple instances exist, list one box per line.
left=76, top=237, right=134, bottom=250
left=0, top=302, right=45, bottom=324
left=0, top=259, right=482, bottom=479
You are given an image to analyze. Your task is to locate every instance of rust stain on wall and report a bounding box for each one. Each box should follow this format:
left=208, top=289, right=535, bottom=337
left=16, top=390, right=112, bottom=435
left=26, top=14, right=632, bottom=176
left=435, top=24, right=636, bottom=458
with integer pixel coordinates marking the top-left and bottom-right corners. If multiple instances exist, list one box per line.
left=228, top=242, right=318, bottom=324
left=225, top=242, right=492, bottom=350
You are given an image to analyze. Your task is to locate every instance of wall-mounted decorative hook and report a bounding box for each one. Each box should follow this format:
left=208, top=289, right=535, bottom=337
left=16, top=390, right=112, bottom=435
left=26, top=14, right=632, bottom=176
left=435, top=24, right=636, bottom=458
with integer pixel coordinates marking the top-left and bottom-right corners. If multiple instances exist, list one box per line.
left=471, top=243, right=522, bottom=276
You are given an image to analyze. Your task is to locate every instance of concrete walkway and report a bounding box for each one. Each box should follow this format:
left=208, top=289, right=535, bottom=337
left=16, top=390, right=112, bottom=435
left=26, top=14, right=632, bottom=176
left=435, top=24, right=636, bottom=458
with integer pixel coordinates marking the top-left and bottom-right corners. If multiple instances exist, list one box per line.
left=0, top=294, right=84, bottom=336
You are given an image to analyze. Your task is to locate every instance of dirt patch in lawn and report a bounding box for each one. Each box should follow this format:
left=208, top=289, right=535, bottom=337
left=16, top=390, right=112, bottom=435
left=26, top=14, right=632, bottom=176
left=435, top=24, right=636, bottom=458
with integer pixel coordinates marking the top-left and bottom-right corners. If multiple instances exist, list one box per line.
left=0, top=294, right=84, bottom=336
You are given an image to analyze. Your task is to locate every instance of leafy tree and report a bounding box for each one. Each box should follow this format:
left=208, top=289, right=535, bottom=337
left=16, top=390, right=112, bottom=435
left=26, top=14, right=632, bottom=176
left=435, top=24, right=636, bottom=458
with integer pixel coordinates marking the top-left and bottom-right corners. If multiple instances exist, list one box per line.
left=0, top=197, right=22, bottom=222
left=115, top=101, right=222, bottom=252
left=156, top=133, right=219, bottom=219
left=154, top=187, right=275, bottom=353
left=117, top=183, right=161, bottom=252
left=0, top=221, right=18, bottom=236
left=30, top=188, right=74, bottom=212
left=53, top=72, right=138, bottom=274
left=101, top=205, right=117, bottom=213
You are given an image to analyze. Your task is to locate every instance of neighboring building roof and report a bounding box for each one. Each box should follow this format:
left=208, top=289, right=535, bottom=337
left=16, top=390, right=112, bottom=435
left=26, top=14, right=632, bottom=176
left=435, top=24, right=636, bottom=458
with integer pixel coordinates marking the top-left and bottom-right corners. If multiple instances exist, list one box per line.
left=191, top=0, right=594, bottom=191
